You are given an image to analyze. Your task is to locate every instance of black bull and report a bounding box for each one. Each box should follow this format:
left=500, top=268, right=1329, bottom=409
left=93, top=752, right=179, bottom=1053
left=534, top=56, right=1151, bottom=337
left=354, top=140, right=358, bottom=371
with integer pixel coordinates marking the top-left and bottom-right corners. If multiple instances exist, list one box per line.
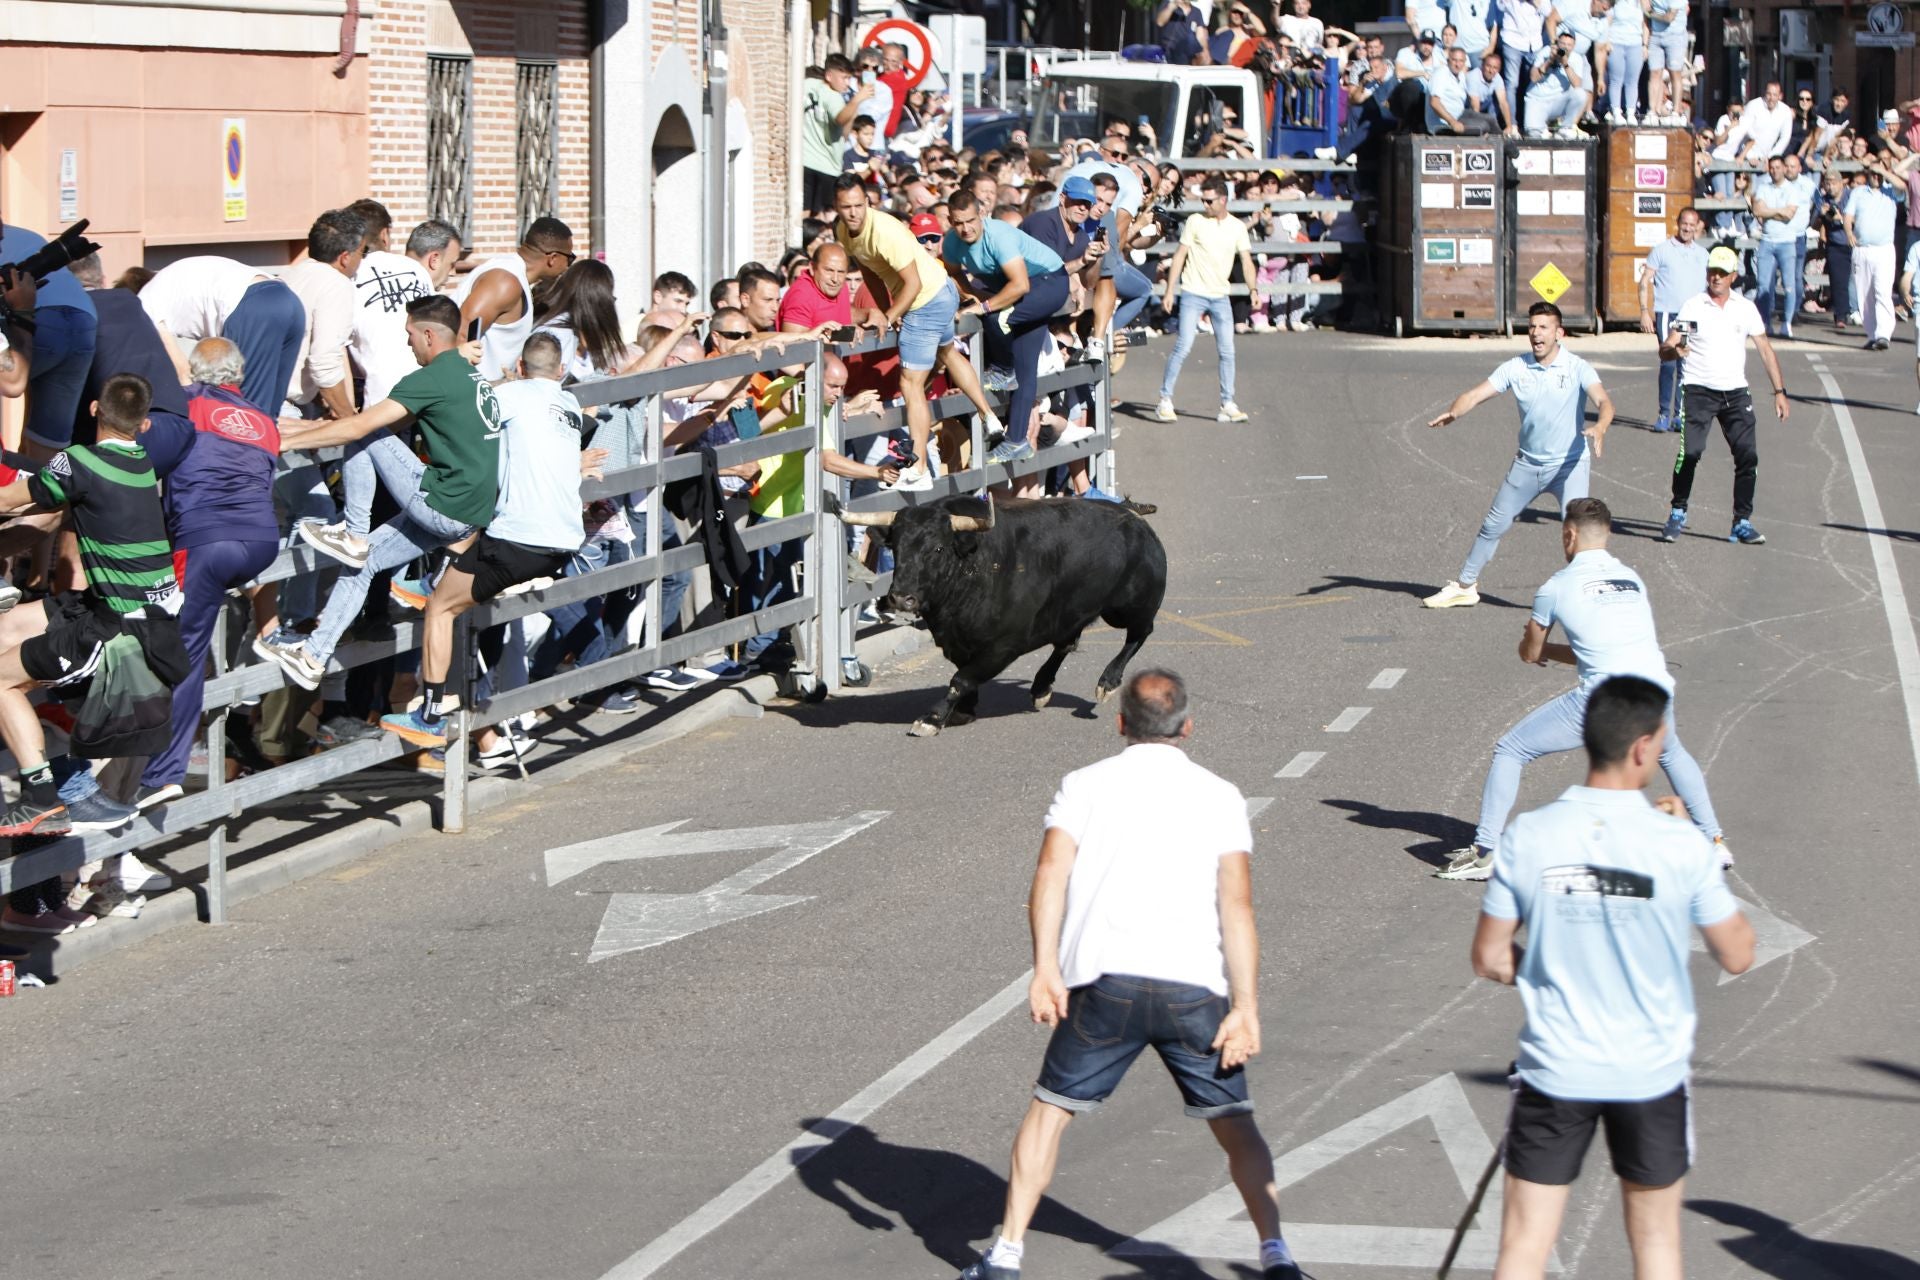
left=839, top=494, right=1168, bottom=736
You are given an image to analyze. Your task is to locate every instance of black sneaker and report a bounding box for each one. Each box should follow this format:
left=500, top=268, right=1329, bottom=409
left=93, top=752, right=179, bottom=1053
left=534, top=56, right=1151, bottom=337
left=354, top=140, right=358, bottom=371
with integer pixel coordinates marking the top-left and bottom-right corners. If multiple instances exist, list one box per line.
left=0, top=796, right=70, bottom=837
left=956, top=1260, right=1019, bottom=1280
left=64, top=790, right=137, bottom=833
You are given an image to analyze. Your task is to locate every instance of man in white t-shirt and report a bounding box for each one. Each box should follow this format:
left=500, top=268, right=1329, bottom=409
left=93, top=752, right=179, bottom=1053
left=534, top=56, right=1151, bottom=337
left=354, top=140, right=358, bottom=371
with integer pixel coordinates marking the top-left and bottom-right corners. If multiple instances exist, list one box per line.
left=955, top=671, right=1302, bottom=1280
left=1656, top=245, right=1789, bottom=545
left=380, top=331, right=594, bottom=749
left=350, top=207, right=464, bottom=405
left=1436, top=498, right=1732, bottom=881
left=1278, top=0, right=1326, bottom=50
left=139, top=254, right=305, bottom=415
left=1472, top=674, right=1753, bottom=1278
left=279, top=207, right=366, bottom=418
left=1709, top=81, right=1792, bottom=199
left=1156, top=176, right=1257, bottom=423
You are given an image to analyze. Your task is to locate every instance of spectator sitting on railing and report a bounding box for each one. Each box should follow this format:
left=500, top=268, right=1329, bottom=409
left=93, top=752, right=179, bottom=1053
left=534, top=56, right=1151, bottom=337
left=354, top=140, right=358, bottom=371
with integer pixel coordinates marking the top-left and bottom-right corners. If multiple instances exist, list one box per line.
left=379, top=332, right=603, bottom=749
left=1801, top=91, right=1852, bottom=167
left=258, top=295, right=500, bottom=692
left=351, top=212, right=463, bottom=407
left=1522, top=30, right=1590, bottom=140
left=139, top=254, right=307, bottom=425
left=941, top=190, right=1070, bottom=467
left=1324, top=53, right=1398, bottom=164
left=1391, top=30, right=1439, bottom=127
left=0, top=373, right=189, bottom=840
left=1157, top=0, right=1209, bottom=65
left=1020, top=175, right=1109, bottom=317
left=281, top=208, right=367, bottom=421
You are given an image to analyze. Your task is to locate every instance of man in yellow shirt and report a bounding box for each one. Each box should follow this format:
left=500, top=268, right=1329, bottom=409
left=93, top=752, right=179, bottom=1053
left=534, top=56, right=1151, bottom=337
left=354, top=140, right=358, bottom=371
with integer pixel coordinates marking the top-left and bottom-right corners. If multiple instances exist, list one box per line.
left=834, top=175, right=1003, bottom=490
left=1157, top=176, right=1258, bottom=423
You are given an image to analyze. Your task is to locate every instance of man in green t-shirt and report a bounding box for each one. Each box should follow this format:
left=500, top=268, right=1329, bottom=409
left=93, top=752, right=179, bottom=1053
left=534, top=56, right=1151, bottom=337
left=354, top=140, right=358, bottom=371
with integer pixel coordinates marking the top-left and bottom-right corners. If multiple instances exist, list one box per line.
left=256, top=294, right=501, bottom=690
left=802, top=54, right=869, bottom=216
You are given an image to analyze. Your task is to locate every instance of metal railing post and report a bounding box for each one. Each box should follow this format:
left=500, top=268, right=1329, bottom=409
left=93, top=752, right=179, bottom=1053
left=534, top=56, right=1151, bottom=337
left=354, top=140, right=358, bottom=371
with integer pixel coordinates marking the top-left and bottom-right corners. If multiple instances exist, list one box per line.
left=816, top=362, right=844, bottom=694
left=969, top=317, right=987, bottom=487
left=205, top=604, right=230, bottom=924
left=1096, top=355, right=1117, bottom=494
left=798, top=344, right=826, bottom=692
left=442, top=615, right=475, bottom=834
left=642, top=392, right=665, bottom=660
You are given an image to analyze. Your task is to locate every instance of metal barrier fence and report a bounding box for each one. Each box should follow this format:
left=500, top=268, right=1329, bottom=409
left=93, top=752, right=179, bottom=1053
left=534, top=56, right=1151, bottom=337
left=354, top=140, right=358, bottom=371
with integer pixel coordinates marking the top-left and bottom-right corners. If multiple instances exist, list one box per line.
left=1139, top=157, right=1370, bottom=303
left=0, top=320, right=1117, bottom=925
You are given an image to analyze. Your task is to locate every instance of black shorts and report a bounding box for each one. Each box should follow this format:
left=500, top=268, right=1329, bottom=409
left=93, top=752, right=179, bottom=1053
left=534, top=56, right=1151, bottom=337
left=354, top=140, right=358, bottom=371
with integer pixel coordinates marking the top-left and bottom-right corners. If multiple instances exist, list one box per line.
left=803, top=167, right=839, bottom=215
left=452, top=533, right=570, bottom=603
left=21, top=591, right=119, bottom=688
left=1503, top=1078, right=1692, bottom=1188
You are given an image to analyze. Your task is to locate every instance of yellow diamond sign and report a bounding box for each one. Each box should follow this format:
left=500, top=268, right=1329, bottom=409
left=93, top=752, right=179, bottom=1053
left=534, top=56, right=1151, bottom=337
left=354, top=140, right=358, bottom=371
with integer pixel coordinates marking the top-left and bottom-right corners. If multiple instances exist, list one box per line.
left=1530, top=262, right=1571, bottom=303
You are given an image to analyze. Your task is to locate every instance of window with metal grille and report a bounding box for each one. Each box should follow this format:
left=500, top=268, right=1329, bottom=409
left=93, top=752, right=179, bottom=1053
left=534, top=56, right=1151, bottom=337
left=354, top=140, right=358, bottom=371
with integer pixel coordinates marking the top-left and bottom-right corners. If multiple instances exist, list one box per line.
left=426, top=55, right=473, bottom=242
left=516, top=60, right=559, bottom=232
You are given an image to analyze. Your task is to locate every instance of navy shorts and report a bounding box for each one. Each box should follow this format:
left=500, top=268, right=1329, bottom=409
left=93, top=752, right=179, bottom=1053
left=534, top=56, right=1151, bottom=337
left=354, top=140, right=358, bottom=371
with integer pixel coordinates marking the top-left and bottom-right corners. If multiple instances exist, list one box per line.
left=1034, top=974, right=1253, bottom=1119
left=1503, top=1077, right=1693, bottom=1188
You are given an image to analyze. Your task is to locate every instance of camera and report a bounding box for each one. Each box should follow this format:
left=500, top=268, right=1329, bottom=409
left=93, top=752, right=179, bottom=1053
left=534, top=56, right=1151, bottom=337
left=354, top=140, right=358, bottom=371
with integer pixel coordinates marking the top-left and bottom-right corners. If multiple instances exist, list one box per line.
left=0, top=219, right=101, bottom=288
left=1669, top=318, right=1696, bottom=341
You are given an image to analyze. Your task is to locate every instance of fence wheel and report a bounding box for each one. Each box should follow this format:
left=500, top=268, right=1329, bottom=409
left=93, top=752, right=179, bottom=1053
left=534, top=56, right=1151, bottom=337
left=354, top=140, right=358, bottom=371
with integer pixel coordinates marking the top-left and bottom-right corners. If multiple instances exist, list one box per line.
left=841, top=658, right=872, bottom=688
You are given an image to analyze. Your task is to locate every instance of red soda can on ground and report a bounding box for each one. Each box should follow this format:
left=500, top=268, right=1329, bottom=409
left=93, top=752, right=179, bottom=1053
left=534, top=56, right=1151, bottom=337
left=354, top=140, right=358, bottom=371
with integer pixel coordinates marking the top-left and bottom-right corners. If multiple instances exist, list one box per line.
left=0, top=959, right=15, bottom=997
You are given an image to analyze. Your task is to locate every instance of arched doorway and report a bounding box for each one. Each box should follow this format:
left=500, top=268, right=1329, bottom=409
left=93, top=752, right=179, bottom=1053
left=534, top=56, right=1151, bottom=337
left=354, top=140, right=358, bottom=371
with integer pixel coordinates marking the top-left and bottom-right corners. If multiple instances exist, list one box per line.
left=651, top=107, right=699, bottom=286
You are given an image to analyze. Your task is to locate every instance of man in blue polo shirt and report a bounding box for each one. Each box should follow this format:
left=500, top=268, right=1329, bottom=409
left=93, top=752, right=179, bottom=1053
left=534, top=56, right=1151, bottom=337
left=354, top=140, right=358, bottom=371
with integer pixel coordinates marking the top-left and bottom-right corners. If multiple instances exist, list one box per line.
left=1471, top=673, right=1753, bottom=1276
left=1018, top=175, right=1108, bottom=296
left=1637, top=207, right=1707, bottom=432
left=942, top=190, right=1068, bottom=466
left=1423, top=301, right=1613, bottom=609
left=1749, top=155, right=1805, bottom=339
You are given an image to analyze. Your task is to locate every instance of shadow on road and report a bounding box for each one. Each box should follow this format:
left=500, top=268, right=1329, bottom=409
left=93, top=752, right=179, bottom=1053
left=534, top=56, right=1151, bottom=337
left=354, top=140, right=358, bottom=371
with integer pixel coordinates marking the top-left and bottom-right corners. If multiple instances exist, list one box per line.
left=1301, top=575, right=1525, bottom=609
left=1689, top=1199, right=1920, bottom=1278
left=774, top=680, right=1103, bottom=734
left=1321, top=798, right=1474, bottom=868
left=1825, top=522, right=1920, bottom=543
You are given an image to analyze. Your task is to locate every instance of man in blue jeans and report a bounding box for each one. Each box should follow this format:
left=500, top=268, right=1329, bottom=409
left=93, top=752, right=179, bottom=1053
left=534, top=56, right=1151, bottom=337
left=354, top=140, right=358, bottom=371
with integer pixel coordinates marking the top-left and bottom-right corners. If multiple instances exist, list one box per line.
left=1749, top=154, right=1805, bottom=339
left=1436, top=498, right=1732, bottom=881
left=956, top=669, right=1301, bottom=1280
left=1636, top=206, right=1707, bottom=433
left=1155, top=176, right=1257, bottom=424
left=1423, top=301, right=1613, bottom=609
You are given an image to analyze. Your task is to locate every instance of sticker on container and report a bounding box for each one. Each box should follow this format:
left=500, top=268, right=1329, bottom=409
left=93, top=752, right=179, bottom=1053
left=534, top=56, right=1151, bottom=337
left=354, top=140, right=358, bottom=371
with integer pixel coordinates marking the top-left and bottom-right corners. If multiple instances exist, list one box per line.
left=1633, top=221, right=1668, bottom=247
left=1461, top=148, right=1496, bottom=175
left=1551, top=149, right=1586, bottom=175
left=1550, top=188, right=1585, bottom=216
left=1517, top=189, right=1552, bottom=216
left=1421, top=181, right=1456, bottom=208
left=1635, top=193, right=1666, bottom=218
left=1635, top=164, right=1668, bottom=188
left=1634, top=133, right=1668, bottom=161
left=1530, top=262, right=1571, bottom=303
left=1425, top=237, right=1457, bottom=263
left=1421, top=149, right=1457, bottom=176
left=1515, top=149, right=1551, bottom=175
left=1461, top=183, right=1495, bottom=209
left=1459, top=237, right=1495, bottom=265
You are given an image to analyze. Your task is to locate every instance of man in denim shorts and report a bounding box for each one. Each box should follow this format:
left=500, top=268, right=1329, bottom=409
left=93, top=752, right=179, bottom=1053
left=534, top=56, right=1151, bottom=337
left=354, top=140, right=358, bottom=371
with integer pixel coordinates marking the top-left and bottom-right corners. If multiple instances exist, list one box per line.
left=957, top=670, right=1301, bottom=1280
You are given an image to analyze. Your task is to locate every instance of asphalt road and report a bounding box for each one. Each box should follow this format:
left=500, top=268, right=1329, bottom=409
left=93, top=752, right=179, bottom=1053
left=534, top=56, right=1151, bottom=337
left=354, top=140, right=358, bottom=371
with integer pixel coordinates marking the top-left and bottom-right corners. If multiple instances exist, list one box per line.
left=5, top=324, right=1918, bottom=1280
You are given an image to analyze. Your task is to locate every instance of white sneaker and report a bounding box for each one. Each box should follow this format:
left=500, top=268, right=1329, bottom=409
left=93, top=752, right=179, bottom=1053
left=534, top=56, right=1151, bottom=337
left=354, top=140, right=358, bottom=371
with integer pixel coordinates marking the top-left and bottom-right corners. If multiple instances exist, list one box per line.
left=1526, top=129, right=1551, bottom=139
left=1217, top=402, right=1250, bottom=423
left=1556, top=127, right=1582, bottom=140
left=1153, top=399, right=1177, bottom=422
left=1313, top=145, right=1337, bottom=160
left=1083, top=337, right=1106, bottom=363
left=113, top=853, right=172, bottom=894
left=1714, top=836, right=1734, bottom=869
left=1434, top=846, right=1494, bottom=880
left=1423, top=580, right=1480, bottom=609
left=888, top=464, right=934, bottom=492
left=1054, top=423, right=1096, bottom=446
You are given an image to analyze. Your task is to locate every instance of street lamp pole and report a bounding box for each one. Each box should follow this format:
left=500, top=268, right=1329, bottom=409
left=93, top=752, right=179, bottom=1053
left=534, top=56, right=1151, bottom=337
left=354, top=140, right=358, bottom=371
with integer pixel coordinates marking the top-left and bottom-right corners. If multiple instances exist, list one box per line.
left=703, top=0, right=730, bottom=297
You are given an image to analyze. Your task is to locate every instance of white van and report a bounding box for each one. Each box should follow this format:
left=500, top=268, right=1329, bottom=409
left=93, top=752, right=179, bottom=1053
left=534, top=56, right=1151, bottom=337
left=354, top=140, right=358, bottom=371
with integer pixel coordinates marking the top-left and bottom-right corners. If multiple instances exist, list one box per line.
left=1032, top=62, right=1270, bottom=160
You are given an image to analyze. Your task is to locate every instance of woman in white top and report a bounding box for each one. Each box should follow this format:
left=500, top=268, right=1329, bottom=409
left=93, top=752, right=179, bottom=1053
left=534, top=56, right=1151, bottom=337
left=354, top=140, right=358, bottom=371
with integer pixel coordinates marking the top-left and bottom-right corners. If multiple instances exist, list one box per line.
left=1598, top=0, right=1648, bottom=125
left=533, top=260, right=636, bottom=384
left=1499, top=0, right=1549, bottom=119
left=1646, top=0, right=1688, bottom=123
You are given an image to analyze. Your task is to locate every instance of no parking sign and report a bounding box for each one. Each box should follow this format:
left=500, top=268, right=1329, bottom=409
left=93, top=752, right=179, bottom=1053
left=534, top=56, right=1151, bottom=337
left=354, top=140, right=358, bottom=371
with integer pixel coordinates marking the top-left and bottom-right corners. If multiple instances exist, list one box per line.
left=222, top=117, right=247, bottom=222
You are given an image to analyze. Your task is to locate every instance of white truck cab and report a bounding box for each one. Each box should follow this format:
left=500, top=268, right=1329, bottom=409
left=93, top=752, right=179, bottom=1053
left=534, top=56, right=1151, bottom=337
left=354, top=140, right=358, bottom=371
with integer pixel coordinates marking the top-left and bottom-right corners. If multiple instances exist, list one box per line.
left=1032, top=61, right=1269, bottom=160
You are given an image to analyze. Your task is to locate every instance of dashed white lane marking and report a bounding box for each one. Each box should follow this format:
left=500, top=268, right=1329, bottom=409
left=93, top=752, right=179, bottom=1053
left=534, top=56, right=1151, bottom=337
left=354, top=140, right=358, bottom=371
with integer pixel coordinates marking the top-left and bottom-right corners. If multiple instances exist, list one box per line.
left=1275, top=751, right=1326, bottom=778
left=1368, top=667, right=1407, bottom=690
left=1325, top=706, right=1372, bottom=732
left=1295, top=474, right=1328, bottom=480
left=1811, top=362, right=1920, bottom=794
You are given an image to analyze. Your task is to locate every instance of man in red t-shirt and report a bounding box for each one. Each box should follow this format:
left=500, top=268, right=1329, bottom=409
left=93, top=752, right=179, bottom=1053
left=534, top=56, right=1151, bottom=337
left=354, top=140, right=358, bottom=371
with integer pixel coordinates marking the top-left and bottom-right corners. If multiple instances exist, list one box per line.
left=880, top=41, right=912, bottom=136
left=779, top=243, right=863, bottom=332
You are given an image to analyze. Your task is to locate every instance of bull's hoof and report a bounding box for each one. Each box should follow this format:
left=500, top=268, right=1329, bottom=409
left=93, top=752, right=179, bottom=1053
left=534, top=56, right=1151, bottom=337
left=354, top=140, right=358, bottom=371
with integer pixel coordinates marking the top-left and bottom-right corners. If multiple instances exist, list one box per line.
left=947, top=709, right=977, bottom=727
left=907, top=719, right=943, bottom=737
left=1095, top=682, right=1117, bottom=704
left=1033, top=689, right=1053, bottom=710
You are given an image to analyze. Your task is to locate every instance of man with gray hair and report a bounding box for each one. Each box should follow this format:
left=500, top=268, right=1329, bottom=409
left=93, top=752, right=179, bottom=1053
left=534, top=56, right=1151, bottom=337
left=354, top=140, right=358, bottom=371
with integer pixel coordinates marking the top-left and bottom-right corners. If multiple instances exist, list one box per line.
left=352, top=213, right=464, bottom=405
left=956, top=669, right=1302, bottom=1280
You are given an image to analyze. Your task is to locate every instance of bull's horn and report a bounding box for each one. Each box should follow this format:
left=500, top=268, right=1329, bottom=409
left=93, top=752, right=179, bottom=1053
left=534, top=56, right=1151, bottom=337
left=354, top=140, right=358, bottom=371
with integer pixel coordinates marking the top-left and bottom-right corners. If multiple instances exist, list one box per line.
left=949, top=493, right=995, bottom=534
left=838, top=509, right=897, bottom=528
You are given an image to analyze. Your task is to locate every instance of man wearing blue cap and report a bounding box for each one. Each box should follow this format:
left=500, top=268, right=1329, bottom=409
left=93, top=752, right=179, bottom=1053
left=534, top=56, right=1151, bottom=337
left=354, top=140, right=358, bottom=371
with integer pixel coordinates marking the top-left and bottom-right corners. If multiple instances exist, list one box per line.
left=1019, top=176, right=1111, bottom=298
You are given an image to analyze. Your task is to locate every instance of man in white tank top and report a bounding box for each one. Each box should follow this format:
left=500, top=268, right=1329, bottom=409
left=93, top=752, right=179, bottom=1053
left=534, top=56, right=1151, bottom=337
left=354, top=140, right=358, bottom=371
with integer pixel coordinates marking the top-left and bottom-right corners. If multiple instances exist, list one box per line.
left=455, top=217, right=576, bottom=381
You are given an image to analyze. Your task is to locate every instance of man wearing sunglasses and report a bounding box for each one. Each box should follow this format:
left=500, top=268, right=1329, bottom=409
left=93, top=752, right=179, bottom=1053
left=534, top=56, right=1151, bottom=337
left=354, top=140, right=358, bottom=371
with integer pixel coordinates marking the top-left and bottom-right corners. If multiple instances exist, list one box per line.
left=455, top=216, right=576, bottom=381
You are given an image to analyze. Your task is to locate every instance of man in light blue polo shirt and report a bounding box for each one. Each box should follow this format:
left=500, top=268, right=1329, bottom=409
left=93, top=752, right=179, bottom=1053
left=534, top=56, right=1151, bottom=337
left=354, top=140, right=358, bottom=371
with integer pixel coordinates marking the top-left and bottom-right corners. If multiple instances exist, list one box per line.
left=1438, top=497, right=1733, bottom=881
left=1784, top=154, right=1818, bottom=333
left=1637, top=207, right=1707, bottom=432
left=1749, top=155, right=1804, bottom=338
left=1842, top=170, right=1900, bottom=349
left=1423, top=301, right=1613, bottom=609
left=941, top=190, right=1068, bottom=465
left=1470, top=672, right=1753, bottom=1278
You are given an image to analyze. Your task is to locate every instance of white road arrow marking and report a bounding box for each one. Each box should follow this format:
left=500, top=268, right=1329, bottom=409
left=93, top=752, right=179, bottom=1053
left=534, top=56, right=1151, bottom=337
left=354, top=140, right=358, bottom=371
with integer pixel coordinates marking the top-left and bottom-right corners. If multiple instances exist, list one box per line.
left=1113, top=1073, right=1562, bottom=1272
left=1692, top=894, right=1816, bottom=984
left=540, top=812, right=890, bottom=963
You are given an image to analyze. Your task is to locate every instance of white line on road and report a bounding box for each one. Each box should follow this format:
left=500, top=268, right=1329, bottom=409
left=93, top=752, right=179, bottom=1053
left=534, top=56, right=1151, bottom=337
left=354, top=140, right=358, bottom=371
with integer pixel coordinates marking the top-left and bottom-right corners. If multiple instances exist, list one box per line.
left=1295, top=474, right=1328, bottom=480
left=1325, top=706, right=1372, bottom=732
left=1368, top=668, right=1406, bottom=690
left=1275, top=751, right=1326, bottom=778
left=599, top=971, right=1032, bottom=1279
left=1812, top=363, right=1920, bottom=793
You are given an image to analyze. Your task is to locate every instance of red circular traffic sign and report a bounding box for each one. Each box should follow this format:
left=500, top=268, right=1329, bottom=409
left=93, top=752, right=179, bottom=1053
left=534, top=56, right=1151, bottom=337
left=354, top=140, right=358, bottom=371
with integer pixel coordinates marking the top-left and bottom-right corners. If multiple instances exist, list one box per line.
left=862, top=19, right=934, bottom=87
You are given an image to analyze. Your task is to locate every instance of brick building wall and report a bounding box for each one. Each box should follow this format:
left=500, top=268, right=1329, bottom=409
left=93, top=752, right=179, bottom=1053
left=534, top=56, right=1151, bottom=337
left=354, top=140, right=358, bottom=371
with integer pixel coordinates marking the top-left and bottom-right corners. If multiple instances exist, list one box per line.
left=727, top=1, right=795, bottom=264
left=366, top=0, right=593, bottom=258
